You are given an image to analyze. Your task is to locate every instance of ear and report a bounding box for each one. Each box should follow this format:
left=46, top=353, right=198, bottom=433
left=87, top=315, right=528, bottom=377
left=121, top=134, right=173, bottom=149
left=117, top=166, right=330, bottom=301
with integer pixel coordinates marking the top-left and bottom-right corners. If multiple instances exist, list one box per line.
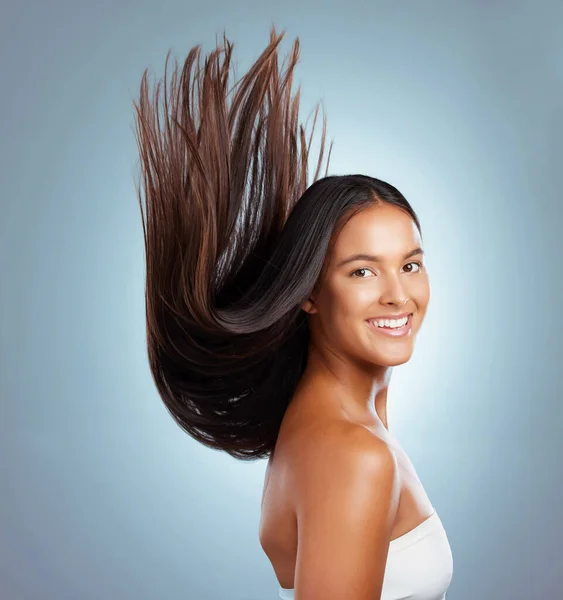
left=301, top=296, right=318, bottom=315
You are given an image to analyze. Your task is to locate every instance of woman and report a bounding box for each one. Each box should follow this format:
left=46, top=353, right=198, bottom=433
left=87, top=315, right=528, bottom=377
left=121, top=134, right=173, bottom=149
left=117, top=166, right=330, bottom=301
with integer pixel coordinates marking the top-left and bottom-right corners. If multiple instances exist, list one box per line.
left=132, top=25, right=453, bottom=600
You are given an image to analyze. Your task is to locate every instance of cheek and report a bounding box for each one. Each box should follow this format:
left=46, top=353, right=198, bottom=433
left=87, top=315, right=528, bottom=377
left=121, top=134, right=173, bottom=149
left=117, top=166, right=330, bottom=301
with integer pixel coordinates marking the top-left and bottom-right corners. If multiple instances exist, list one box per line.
left=412, top=277, right=431, bottom=306
left=335, top=287, right=375, bottom=321
left=334, top=276, right=375, bottom=302
left=318, top=286, right=368, bottom=331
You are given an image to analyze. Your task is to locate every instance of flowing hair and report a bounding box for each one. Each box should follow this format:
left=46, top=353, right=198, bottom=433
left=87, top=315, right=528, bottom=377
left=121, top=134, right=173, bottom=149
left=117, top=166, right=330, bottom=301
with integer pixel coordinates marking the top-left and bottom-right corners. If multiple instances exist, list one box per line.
left=132, top=26, right=421, bottom=460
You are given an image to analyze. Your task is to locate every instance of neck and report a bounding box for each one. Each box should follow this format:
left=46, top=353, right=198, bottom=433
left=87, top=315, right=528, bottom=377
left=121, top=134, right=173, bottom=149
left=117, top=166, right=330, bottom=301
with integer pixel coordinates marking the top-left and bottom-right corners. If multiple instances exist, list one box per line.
left=297, top=352, right=393, bottom=431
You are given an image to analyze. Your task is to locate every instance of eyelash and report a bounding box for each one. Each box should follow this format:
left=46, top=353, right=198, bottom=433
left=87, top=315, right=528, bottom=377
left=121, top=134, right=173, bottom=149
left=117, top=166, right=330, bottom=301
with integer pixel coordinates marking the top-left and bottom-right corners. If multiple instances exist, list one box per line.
left=351, top=261, right=423, bottom=278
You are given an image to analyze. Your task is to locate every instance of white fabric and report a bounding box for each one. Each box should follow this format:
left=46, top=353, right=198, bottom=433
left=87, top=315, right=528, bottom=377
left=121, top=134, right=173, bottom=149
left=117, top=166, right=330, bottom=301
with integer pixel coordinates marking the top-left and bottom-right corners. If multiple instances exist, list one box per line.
left=278, top=510, right=453, bottom=599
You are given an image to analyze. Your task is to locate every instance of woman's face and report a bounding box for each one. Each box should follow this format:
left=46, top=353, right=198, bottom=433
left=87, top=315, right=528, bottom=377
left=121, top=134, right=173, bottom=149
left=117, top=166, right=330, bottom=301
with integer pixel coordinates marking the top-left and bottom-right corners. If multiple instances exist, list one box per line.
left=303, top=203, right=431, bottom=368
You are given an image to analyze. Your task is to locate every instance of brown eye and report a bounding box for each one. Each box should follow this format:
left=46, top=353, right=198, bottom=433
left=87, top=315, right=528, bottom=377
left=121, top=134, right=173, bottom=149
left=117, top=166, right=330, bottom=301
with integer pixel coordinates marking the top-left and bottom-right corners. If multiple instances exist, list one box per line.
left=351, top=268, right=375, bottom=278
left=404, top=261, right=422, bottom=273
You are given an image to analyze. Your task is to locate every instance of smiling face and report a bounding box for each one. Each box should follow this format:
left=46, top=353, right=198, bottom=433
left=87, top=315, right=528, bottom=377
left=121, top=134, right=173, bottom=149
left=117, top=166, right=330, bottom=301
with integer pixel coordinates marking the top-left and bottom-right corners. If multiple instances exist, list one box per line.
left=302, top=202, right=431, bottom=368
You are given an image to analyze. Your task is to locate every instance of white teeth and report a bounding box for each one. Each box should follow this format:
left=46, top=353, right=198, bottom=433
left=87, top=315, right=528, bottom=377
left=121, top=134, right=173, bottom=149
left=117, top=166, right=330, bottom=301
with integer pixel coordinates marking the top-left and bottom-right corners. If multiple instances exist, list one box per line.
left=372, top=316, right=408, bottom=329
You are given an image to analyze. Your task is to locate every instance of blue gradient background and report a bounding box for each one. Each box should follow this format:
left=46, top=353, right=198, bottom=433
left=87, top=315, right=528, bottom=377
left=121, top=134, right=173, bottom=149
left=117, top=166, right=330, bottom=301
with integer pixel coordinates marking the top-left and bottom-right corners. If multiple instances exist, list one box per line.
left=1, top=1, right=561, bottom=599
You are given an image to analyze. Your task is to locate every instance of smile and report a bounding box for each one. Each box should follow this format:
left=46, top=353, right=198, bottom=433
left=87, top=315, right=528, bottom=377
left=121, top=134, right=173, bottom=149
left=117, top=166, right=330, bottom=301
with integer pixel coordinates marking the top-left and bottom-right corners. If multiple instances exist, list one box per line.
left=365, top=314, right=413, bottom=337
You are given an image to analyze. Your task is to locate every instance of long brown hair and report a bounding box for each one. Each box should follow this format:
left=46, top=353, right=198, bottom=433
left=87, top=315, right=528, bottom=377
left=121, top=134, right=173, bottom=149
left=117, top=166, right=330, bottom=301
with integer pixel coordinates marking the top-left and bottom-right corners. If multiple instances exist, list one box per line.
left=132, top=26, right=421, bottom=460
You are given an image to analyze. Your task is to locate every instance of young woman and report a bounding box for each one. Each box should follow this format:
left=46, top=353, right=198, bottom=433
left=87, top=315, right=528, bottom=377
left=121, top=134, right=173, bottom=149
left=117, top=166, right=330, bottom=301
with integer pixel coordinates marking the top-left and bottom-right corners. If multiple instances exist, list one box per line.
left=132, top=26, right=453, bottom=600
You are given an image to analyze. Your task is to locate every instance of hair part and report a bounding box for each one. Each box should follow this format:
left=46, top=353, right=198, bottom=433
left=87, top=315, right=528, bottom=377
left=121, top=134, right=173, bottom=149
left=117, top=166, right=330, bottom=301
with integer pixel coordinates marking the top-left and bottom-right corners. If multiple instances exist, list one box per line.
left=132, top=26, right=421, bottom=460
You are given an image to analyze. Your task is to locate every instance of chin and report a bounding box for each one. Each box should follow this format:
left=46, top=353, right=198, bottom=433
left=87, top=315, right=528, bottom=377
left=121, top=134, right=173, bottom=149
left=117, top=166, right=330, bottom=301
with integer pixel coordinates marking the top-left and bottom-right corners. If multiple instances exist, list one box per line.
left=384, top=356, right=411, bottom=367
left=374, top=350, right=413, bottom=367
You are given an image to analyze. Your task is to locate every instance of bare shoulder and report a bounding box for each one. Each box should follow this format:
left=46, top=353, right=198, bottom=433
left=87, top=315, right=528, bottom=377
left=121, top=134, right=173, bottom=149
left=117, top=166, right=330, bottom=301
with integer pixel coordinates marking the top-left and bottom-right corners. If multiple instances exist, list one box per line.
left=290, top=421, right=400, bottom=599
left=293, top=420, right=398, bottom=510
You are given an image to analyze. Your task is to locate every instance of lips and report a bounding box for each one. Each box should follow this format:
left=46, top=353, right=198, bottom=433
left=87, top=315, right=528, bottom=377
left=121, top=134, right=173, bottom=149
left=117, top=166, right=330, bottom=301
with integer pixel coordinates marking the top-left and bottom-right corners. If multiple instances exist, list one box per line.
left=365, top=313, right=413, bottom=337
left=367, top=311, right=412, bottom=321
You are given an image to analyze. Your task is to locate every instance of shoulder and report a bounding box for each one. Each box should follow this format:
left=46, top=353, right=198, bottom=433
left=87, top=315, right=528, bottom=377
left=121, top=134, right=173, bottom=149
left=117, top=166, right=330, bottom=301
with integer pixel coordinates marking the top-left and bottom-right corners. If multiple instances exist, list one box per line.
left=289, top=421, right=401, bottom=598
left=300, top=418, right=395, bottom=463
left=291, top=420, right=399, bottom=508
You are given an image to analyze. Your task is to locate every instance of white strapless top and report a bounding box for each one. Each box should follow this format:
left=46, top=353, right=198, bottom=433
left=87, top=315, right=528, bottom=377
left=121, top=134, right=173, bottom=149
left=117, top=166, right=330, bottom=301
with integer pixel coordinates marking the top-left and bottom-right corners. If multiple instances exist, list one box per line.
left=278, top=509, right=453, bottom=599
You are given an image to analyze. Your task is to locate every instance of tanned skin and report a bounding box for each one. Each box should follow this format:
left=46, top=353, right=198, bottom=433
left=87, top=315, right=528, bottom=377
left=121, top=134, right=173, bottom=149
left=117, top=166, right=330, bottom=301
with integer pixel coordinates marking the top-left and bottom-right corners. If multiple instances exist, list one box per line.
left=260, top=203, right=433, bottom=599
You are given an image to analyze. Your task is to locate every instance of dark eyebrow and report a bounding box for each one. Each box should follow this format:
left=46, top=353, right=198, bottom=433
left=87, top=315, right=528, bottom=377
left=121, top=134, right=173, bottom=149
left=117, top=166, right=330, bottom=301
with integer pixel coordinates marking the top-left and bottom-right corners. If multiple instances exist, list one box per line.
left=336, top=247, right=425, bottom=268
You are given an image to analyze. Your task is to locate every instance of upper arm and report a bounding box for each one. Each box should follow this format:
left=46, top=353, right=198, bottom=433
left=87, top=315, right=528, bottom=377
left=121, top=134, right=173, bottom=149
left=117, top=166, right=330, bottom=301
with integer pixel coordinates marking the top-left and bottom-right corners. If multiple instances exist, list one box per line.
left=293, top=427, right=400, bottom=600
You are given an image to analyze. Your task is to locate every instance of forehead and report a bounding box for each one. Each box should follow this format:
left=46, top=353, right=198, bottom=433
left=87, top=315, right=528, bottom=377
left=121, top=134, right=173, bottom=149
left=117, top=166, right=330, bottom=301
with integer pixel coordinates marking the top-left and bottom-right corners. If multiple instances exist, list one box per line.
left=333, top=204, right=421, bottom=259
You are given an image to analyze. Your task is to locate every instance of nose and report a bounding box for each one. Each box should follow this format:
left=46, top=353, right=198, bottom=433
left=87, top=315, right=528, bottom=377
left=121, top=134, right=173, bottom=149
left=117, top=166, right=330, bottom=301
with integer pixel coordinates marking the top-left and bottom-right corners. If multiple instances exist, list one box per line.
left=379, top=274, right=409, bottom=307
